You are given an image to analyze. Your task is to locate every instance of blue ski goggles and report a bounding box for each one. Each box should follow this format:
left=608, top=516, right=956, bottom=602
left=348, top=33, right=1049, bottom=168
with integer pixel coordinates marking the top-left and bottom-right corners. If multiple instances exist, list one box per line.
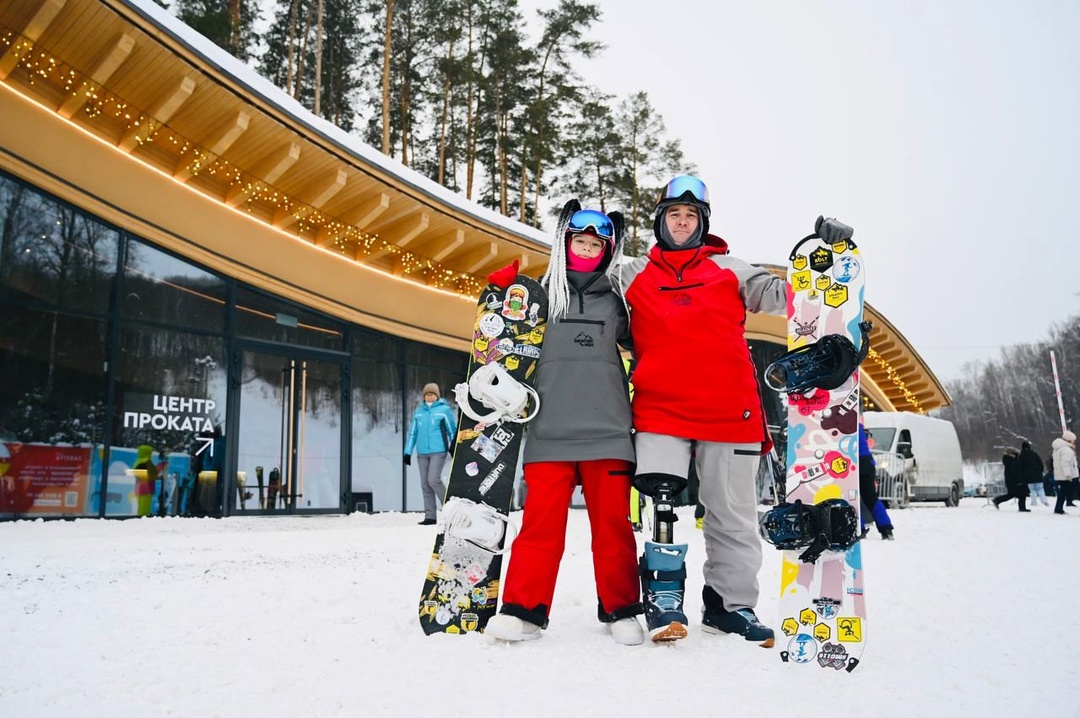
left=566, top=209, right=614, bottom=241
left=658, top=175, right=710, bottom=208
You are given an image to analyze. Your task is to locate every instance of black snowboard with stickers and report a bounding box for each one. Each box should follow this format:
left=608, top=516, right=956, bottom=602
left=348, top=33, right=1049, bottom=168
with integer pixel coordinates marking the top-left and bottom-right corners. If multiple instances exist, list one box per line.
left=418, top=274, right=548, bottom=635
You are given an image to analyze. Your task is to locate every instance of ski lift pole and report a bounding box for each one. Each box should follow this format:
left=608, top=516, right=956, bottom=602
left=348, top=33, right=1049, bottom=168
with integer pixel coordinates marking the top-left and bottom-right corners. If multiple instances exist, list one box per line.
left=1051, top=350, right=1068, bottom=433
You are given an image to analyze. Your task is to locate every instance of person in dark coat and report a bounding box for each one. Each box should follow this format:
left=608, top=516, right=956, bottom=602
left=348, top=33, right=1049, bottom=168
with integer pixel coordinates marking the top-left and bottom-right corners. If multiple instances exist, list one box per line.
left=1018, top=441, right=1048, bottom=506
left=993, top=447, right=1029, bottom=511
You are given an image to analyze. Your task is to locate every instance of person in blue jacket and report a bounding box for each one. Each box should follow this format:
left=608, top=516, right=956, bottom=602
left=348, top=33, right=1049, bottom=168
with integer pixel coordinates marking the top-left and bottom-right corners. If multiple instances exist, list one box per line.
left=404, top=383, right=457, bottom=525
left=859, top=422, right=894, bottom=539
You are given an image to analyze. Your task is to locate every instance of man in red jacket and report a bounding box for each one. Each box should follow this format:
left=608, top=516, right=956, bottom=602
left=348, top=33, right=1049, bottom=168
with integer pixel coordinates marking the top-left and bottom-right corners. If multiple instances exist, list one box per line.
left=616, top=175, right=851, bottom=645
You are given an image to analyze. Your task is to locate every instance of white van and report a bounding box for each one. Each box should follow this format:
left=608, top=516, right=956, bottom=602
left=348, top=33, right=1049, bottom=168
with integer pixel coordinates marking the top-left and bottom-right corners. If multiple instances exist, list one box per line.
left=863, top=411, right=964, bottom=507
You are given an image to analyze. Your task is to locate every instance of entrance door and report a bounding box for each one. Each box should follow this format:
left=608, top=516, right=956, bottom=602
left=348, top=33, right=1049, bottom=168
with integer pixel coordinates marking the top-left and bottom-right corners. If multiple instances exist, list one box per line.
left=235, top=346, right=346, bottom=513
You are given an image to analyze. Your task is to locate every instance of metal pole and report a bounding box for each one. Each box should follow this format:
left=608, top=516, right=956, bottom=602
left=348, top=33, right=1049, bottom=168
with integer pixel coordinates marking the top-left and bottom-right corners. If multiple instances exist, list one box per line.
left=1051, top=350, right=1068, bottom=433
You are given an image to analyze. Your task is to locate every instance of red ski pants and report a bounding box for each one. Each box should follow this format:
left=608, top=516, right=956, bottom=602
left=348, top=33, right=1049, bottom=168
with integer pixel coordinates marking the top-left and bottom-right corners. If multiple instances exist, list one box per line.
left=501, top=459, right=639, bottom=621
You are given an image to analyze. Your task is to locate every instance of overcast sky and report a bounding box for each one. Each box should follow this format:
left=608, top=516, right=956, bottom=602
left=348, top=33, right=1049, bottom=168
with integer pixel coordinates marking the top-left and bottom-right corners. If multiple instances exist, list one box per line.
left=521, top=0, right=1080, bottom=384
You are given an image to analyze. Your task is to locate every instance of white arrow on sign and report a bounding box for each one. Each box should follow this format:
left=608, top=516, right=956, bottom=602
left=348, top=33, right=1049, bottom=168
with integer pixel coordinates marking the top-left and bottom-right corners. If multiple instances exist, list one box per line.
left=194, top=436, right=215, bottom=457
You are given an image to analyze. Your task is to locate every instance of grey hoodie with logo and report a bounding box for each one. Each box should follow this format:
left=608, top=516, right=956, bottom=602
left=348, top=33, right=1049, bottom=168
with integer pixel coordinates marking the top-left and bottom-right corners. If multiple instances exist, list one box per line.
left=522, top=271, right=635, bottom=465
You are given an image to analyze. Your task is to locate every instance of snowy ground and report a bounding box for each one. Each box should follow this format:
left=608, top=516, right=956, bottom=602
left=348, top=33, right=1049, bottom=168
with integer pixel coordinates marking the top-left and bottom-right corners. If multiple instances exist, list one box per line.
left=1, top=498, right=1077, bottom=718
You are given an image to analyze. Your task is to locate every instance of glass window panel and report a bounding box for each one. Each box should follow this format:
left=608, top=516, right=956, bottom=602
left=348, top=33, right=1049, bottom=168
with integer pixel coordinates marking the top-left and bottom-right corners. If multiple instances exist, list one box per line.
left=0, top=306, right=108, bottom=518
left=110, top=325, right=227, bottom=517
left=122, top=239, right=226, bottom=332
left=352, top=327, right=399, bottom=362
left=351, top=352, right=403, bottom=512
left=234, top=286, right=345, bottom=352
left=0, top=172, right=118, bottom=314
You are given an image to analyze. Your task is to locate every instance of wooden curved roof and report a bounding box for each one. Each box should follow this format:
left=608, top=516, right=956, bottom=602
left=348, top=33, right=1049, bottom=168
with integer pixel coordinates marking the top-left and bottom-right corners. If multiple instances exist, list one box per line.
left=0, top=0, right=949, bottom=412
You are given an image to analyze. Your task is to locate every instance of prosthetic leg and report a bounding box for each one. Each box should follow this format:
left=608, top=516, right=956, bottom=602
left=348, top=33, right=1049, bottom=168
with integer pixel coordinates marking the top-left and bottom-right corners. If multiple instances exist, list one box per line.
left=636, top=474, right=689, bottom=642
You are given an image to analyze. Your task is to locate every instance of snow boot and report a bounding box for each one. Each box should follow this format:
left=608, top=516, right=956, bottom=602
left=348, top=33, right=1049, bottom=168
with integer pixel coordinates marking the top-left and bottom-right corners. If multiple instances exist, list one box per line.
left=484, top=614, right=542, bottom=642
left=639, top=541, right=689, bottom=642
left=701, top=587, right=774, bottom=647
left=608, top=617, right=645, bottom=646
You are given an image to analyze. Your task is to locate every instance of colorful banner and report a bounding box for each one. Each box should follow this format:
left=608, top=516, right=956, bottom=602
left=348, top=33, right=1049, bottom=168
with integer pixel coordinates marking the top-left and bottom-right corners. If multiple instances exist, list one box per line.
left=0, top=443, right=91, bottom=515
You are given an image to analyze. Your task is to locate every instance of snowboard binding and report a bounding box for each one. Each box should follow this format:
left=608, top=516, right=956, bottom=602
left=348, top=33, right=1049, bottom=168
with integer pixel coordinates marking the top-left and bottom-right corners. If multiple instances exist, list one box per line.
left=441, top=497, right=517, bottom=554
left=759, top=498, right=860, bottom=564
left=764, top=321, right=873, bottom=395
left=453, top=362, right=540, bottom=425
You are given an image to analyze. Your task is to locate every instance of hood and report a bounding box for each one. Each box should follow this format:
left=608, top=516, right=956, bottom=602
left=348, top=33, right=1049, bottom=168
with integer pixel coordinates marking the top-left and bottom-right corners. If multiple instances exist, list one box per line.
left=1053, top=436, right=1075, bottom=451
left=136, top=445, right=154, bottom=463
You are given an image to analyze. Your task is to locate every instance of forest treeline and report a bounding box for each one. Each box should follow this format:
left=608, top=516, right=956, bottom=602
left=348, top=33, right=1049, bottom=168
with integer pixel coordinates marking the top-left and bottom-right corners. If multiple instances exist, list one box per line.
left=165, top=0, right=691, bottom=254
left=939, top=314, right=1080, bottom=464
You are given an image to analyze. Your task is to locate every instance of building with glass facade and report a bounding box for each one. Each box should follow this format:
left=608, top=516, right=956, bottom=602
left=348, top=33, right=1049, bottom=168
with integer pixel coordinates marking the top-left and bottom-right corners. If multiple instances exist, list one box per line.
left=0, top=0, right=949, bottom=520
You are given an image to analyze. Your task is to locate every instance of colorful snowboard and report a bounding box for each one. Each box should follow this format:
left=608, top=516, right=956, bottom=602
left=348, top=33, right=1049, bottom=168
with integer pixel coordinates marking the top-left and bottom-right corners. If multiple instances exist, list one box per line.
left=776, top=234, right=867, bottom=670
left=418, top=274, right=548, bottom=635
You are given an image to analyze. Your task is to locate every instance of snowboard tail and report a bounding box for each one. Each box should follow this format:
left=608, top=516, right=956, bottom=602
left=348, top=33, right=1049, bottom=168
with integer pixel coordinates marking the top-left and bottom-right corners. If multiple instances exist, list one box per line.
left=418, top=275, right=548, bottom=635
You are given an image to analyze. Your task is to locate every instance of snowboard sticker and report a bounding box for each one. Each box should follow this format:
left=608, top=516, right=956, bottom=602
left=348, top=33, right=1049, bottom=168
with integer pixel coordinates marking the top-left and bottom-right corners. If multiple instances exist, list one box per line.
left=418, top=275, right=548, bottom=635
left=774, top=234, right=867, bottom=671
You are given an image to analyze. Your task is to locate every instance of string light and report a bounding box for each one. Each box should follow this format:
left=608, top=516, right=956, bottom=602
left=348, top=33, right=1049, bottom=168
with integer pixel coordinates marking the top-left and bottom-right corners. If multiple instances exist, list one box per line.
left=0, top=23, right=485, bottom=297
left=866, top=347, right=925, bottom=414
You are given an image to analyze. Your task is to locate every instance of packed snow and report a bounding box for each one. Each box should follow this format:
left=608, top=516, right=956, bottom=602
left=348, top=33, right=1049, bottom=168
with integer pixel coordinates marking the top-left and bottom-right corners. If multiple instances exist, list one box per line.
left=1, top=498, right=1076, bottom=717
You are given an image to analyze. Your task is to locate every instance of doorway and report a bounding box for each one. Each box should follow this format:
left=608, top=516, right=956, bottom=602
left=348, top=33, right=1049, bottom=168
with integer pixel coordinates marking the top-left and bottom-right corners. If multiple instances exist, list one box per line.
left=234, top=344, right=346, bottom=513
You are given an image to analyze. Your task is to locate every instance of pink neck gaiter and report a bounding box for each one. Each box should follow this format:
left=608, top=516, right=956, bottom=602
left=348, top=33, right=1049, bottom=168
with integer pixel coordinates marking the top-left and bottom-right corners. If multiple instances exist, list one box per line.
left=565, top=240, right=604, bottom=272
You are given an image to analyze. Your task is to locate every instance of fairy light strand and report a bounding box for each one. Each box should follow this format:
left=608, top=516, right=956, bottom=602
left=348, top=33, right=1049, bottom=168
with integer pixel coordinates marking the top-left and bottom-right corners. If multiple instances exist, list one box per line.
left=0, top=24, right=485, bottom=296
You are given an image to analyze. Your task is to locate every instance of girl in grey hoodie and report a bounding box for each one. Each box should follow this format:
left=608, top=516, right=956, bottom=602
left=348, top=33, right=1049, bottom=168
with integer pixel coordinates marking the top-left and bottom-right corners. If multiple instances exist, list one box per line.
left=485, top=202, right=643, bottom=645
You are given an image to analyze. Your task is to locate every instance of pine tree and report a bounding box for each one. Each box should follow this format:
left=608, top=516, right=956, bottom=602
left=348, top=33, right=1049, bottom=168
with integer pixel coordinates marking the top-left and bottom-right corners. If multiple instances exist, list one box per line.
left=174, top=0, right=260, bottom=62
left=525, top=0, right=602, bottom=226
left=260, top=0, right=364, bottom=129
left=548, top=92, right=620, bottom=213
left=611, top=91, right=693, bottom=256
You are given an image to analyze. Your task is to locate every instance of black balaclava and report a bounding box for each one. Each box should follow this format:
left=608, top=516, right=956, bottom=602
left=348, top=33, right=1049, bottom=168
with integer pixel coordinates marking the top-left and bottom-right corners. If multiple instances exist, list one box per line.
left=653, top=190, right=711, bottom=251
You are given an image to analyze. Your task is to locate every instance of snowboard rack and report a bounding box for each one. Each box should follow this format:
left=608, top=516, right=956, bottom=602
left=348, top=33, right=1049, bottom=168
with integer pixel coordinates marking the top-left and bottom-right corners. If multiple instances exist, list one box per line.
left=764, top=322, right=873, bottom=395
left=759, top=498, right=860, bottom=564
left=453, top=362, right=540, bottom=425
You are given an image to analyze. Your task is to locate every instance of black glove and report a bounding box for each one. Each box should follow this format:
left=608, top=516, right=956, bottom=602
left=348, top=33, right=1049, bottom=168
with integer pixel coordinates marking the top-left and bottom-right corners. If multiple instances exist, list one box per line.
left=815, top=215, right=854, bottom=243
left=403, top=454, right=411, bottom=466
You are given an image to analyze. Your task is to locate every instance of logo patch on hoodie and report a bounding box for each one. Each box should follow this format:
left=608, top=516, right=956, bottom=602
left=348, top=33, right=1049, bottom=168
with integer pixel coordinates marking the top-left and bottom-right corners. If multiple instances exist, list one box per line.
left=670, top=292, right=692, bottom=306
left=574, top=332, right=595, bottom=348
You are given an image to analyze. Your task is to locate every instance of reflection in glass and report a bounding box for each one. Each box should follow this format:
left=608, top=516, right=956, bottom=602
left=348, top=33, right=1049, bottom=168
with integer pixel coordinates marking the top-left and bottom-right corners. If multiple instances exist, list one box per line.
left=234, top=286, right=345, bottom=351
left=0, top=172, right=118, bottom=313
left=123, top=239, right=226, bottom=332
left=110, top=325, right=227, bottom=517
left=0, top=306, right=108, bottom=518
left=236, top=350, right=343, bottom=512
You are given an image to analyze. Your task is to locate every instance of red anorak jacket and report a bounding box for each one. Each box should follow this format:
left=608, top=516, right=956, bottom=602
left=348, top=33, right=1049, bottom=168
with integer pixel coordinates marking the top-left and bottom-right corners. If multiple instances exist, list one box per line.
left=617, top=234, right=785, bottom=447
